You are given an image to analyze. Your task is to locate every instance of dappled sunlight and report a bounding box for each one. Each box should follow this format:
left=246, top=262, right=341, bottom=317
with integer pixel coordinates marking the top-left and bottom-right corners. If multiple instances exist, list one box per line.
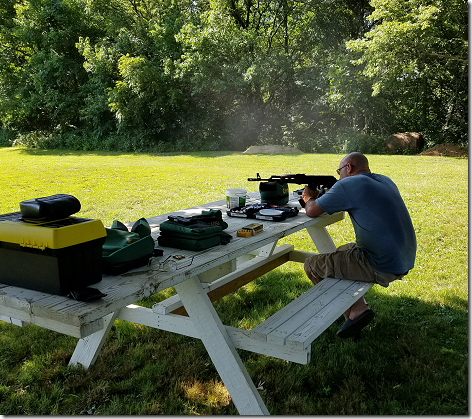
left=181, top=379, right=231, bottom=409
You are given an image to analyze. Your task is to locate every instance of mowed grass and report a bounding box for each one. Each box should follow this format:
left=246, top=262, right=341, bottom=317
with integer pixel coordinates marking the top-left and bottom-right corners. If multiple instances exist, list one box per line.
left=0, top=147, right=467, bottom=415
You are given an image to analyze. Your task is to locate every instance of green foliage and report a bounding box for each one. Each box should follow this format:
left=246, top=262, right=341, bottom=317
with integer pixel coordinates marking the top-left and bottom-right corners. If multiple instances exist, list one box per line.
left=0, top=127, right=16, bottom=146
left=0, top=0, right=467, bottom=151
left=347, top=0, right=468, bottom=146
left=336, top=128, right=387, bottom=154
left=0, top=0, right=97, bottom=131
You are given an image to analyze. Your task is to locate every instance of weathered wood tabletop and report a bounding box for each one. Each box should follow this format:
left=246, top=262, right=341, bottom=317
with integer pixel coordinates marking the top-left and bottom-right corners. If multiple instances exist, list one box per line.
left=0, top=192, right=339, bottom=337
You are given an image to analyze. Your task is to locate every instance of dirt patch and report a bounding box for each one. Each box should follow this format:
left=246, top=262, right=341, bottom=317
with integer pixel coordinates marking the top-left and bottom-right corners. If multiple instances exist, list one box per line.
left=419, top=143, right=468, bottom=157
left=243, top=145, right=303, bottom=154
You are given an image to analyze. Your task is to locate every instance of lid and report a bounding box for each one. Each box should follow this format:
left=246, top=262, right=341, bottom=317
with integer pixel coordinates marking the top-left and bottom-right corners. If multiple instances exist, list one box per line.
left=0, top=214, right=106, bottom=249
left=225, top=188, right=247, bottom=195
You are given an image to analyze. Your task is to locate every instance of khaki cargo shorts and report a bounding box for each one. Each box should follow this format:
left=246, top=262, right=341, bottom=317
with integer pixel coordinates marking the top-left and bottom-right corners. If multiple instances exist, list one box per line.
left=304, top=243, right=407, bottom=288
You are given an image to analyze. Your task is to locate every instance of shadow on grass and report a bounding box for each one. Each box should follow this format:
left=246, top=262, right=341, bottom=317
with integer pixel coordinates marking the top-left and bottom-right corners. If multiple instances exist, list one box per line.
left=213, top=269, right=468, bottom=415
left=11, top=147, right=243, bottom=158
left=0, top=268, right=467, bottom=415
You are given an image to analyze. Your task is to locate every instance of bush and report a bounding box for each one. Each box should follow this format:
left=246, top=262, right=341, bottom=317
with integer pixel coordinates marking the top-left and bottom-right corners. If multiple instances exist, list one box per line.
left=282, top=127, right=388, bottom=155
left=0, top=128, right=16, bottom=146
left=336, top=128, right=387, bottom=154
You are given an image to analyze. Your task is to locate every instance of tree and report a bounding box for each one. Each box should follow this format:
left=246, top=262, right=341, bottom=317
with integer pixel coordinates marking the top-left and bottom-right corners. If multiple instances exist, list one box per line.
left=174, top=0, right=374, bottom=149
left=1, top=0, right=466, bottom=151
left=346, top=0, right=468, bottom=145
left=0, top=0, right=99, bottom=135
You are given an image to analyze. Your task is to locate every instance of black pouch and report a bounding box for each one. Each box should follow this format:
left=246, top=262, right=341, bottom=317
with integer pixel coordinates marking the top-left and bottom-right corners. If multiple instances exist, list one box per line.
left=69, top=287, right=107, bottom=302
left=167, top=209, right=229, bottom=230
left=20, top=194, right=81, bottom=221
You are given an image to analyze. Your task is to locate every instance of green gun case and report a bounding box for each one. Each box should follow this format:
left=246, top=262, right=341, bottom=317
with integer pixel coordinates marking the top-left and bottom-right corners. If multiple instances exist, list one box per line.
left=157, top=210, right=231, bottom=251
left=157, top=221, right=223, bottom=251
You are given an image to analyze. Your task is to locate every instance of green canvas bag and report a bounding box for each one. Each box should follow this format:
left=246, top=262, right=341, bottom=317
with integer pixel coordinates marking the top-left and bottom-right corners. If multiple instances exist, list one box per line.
left=259, top=181, right=289, bottom=205
left=102, top=218, right=155, bottom=275
left=157, top=209, right=232, bottom=251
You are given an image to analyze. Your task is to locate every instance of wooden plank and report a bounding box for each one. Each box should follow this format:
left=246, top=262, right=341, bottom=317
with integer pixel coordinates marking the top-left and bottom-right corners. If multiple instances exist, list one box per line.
left=30, top=314, right=104, bottom=338
left=264, top=279, right=360, bottom=346
left=170, top=251, right=291, bottom=316
left=226, top=326, right=311, bottom=365
left=251, top=278, right=372, bottom=349
left=69, top=312, right=118, bottom=368
left=288, top=250, right=317, bottom=263
left=203, top=245, right=293, bottom=294
left=119, top=305, right=310, bottom=364
left=306, top=225, right=337, bottom=254
left=254, top=241, right=277, bottom=257
left=198, top=260, right=236, bottom=283
left=118, top=305, right=199, bottom=338
left=152, top=294, right=181, bottom=315
left=286, top=281, right=372, bottom=349
left=0, top=274, right=169, bottom=334
left=0, top=304, right=32, bottom=325
left=251, top=278, right=339, bottom=342
left=0, top=303, right=104, bottom=338
left=0, top=314, right=29, bottom=327
left=205, top=253, right=290, bottom=301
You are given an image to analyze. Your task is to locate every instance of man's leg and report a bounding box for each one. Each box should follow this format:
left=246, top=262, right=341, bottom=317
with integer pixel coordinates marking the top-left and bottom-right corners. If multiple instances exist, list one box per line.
left=304, top=243, right=372, bottom=330
left=344, top=296, right=369, bottom=321
left=304, top=259, right=369, bottom=320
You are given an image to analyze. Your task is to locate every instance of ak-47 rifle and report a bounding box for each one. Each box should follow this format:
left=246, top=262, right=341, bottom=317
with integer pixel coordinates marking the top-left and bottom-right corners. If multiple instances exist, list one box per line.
left=248, top=173, right=337, bottom=207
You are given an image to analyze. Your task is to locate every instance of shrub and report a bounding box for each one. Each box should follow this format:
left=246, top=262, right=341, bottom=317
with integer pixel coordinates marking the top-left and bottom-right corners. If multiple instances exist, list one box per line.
left=336, top=128, right=387, bottom=154
left=0, top=127, right=16, bottom=146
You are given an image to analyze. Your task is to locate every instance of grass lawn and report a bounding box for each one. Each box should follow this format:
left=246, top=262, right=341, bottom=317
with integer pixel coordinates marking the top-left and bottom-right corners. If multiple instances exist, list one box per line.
left=0, top=147, right=467, bottom=415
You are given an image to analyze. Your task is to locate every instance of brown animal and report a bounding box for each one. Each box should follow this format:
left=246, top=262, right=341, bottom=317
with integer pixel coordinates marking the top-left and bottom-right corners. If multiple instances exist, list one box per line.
left=386, top=132, right=424, bottom=154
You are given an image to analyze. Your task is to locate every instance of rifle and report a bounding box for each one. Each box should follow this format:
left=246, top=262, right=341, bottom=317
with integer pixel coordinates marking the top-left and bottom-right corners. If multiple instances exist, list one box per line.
left=248, top=173, right=337, bottom=207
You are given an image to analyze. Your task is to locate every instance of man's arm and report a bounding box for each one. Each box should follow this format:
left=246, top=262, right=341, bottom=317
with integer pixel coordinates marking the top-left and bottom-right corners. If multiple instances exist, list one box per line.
left=304, top=199, right=325, bottom=218
left=301, top=186, right=325, bottom=218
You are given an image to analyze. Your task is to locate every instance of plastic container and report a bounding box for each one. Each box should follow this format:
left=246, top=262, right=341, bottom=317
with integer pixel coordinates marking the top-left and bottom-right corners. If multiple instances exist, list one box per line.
left=0, top=212, right=106, bottom=295
left=225, top=188, right=247, bottom=209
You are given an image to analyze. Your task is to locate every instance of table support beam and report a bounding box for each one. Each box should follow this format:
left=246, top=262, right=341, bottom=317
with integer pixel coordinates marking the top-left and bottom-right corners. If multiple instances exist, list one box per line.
left=175, top=276, right=269, bottom=415
left=68, top=312, right=118, bottom=369
left=306, top=225, right=337, bottom=254
left=171, top=251, right=290, bottom=316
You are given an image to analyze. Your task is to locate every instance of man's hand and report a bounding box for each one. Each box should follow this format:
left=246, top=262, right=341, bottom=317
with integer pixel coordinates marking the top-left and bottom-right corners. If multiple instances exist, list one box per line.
left=301, top=185, right=325, bottom=218
left=301, top=185, right=319, bottom=203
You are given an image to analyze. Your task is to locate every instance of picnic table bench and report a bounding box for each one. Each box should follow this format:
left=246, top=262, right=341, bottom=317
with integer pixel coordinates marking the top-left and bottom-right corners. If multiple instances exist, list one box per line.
left=0, top=192, right=372, bottom=415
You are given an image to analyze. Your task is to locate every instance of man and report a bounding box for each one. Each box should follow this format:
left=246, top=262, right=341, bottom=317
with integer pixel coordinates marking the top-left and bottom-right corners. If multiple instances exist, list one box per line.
left=301, top=152, right=416, bottom=338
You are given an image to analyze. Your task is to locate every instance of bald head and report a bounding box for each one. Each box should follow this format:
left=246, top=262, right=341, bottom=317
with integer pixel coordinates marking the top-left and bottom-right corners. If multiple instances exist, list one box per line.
left=338, top=152, right=370, bottom=178
left=345, top=152, right=369, bottom=170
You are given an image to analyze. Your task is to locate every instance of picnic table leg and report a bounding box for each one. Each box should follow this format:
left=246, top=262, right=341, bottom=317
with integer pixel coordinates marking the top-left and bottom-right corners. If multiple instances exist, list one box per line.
left=175, top=276, right=270, bottom=415
left=306, top=225, right=337, bottom=254
left=68, top=312, right=118, bottom=369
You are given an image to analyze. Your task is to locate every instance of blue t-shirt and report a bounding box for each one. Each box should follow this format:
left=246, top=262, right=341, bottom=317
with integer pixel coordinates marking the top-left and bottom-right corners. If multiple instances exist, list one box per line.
left=316, top=173, right=416, bottom=274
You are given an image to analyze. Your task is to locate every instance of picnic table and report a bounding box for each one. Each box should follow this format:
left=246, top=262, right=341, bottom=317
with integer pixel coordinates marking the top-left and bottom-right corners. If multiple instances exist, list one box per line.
left=0, top=192, right=372, bottom=415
